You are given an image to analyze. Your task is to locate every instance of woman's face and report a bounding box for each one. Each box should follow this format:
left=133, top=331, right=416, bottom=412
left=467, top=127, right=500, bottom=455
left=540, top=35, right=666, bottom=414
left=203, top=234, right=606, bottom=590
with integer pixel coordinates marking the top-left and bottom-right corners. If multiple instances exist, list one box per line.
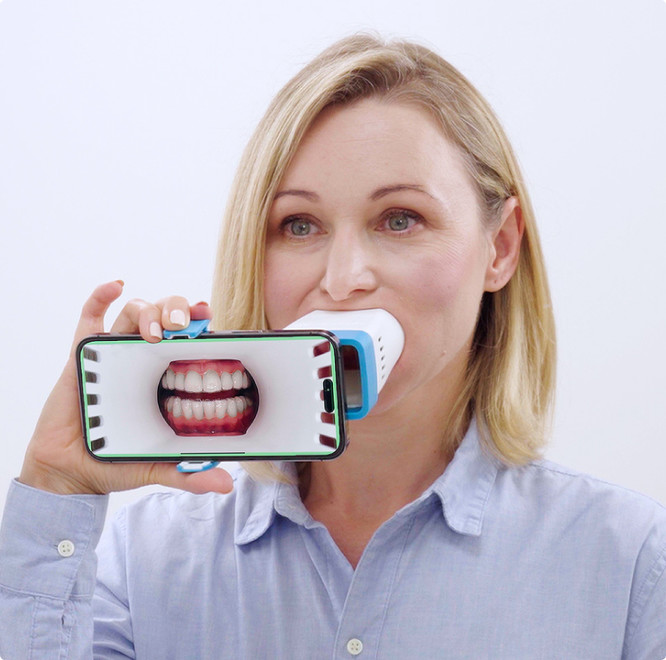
left=264, top=98, right=509, bottom=416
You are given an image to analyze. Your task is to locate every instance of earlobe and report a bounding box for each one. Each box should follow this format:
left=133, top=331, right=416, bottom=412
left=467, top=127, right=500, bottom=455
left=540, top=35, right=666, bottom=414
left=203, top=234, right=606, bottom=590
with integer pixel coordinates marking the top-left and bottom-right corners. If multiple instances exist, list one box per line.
left=484, top=197, right=524, bottom=293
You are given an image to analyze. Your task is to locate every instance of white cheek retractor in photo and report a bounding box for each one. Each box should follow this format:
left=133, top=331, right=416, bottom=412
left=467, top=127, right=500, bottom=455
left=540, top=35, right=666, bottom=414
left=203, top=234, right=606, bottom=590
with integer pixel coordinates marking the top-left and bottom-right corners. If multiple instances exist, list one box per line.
left=77, top=309, right=404, bottom=468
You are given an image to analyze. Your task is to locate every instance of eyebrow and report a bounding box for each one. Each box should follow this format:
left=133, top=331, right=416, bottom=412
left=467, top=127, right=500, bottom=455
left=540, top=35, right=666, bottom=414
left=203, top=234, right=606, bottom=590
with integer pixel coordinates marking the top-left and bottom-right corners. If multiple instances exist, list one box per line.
left=273, top=189, right=319, bottom=202
left=370, top=184, right=435, bottom=201
left=273, top=184, right=435, bottom=202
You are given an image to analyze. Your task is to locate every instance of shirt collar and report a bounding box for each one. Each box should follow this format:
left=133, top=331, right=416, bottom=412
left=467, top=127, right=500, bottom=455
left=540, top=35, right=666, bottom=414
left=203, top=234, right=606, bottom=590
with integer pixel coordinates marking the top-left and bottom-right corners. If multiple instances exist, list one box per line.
left=430, top=417, right=501, bottom=536
left=233, top=463, right=306, bottom=546
left=234, top=418, right=501, bottom=545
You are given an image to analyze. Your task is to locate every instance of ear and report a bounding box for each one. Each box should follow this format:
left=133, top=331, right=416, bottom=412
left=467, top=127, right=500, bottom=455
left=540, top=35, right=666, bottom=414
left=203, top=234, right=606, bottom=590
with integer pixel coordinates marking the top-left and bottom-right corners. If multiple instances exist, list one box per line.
left=484, top=197, right=524, bottom=293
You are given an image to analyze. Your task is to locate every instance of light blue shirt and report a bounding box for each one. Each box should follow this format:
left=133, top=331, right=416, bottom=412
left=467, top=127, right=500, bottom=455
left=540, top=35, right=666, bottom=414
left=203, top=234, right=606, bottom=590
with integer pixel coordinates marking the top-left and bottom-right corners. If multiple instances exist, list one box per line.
left=1, top=422, right=666, bottom=659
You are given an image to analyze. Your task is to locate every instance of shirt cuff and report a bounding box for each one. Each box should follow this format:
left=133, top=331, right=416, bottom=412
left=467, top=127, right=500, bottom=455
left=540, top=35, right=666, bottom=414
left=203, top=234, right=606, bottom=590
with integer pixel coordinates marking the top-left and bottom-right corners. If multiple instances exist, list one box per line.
left=0, top=479, right=108, bottom=599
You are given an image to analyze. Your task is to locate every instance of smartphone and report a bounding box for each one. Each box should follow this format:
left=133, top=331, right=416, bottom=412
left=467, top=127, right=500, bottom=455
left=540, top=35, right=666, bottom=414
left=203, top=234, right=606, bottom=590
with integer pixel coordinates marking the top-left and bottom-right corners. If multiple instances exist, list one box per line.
left=76, top=331, right=346, bottom=462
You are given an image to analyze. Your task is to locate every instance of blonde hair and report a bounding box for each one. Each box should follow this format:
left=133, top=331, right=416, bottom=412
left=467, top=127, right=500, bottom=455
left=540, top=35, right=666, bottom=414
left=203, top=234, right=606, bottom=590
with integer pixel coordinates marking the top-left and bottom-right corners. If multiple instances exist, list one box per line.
left=210, top=34, right=556, bottom=477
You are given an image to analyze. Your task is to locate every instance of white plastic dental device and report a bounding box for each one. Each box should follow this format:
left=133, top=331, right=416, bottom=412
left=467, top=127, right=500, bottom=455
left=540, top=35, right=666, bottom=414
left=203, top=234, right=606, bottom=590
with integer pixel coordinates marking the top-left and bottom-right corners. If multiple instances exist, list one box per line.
left=286, top=309, right=405, bottom=419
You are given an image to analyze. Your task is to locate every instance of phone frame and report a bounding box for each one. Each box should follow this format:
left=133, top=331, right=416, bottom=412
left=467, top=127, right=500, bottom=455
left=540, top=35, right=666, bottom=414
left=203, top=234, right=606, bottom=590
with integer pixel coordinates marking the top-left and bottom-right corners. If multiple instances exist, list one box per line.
left=76, top=330, right=347, bottom=462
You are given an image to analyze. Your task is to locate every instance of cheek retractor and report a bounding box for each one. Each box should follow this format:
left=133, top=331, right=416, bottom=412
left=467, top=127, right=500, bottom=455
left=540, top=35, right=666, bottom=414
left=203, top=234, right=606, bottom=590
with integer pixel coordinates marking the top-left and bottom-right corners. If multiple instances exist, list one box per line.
left=286, top=309, right=405, bottom=419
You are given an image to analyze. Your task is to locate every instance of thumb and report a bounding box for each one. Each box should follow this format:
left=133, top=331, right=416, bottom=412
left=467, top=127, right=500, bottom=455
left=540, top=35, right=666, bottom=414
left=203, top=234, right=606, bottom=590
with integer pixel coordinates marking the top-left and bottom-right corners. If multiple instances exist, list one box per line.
left=147, top=463, right=235, bottom=495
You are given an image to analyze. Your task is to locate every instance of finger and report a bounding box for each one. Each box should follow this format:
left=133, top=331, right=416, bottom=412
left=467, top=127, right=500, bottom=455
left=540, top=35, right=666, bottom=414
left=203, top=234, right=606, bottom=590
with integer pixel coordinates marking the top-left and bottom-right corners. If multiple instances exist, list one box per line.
left=137, top=306, right=165, bottom=343
left=70, top=281, right=124, bottom=355
left=147, top=463, right=234, bottom=495
left=156, top=296, right=191, bottom=330
left=110, top=298, right=163, bottom=342
left=190, top=301, right=211, bottom=321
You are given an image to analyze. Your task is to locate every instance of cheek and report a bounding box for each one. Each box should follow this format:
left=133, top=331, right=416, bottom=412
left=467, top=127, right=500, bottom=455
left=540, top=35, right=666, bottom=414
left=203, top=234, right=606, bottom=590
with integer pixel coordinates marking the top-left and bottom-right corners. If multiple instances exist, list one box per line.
left=393, top=246, right=488, bottom=362
left=263, top=251, right=316, bottom=329
left=397, top=247, right=481, bottom=313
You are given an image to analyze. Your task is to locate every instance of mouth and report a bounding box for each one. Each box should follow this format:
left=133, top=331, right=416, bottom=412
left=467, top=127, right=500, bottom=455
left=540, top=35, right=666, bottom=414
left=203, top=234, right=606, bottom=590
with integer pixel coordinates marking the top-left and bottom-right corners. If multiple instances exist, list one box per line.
left=157, top=359, right=259, bottom=436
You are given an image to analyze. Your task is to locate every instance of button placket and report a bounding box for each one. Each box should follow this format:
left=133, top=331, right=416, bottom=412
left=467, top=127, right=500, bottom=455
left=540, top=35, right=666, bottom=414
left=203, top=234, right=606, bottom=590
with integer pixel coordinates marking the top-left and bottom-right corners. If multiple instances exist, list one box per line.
left=334, top=512, right=419, bottom=659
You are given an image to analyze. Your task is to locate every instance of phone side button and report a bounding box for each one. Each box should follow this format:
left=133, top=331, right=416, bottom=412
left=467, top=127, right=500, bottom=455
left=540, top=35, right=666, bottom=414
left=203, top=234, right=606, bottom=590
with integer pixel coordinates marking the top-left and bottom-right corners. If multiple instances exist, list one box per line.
left=322, top=379, right=335, bottom=413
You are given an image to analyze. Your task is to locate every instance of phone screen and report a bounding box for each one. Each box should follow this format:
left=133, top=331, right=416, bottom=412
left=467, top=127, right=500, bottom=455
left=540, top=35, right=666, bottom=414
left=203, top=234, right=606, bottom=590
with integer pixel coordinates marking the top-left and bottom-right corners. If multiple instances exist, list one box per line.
left=76, top=331, right=346, bottom=461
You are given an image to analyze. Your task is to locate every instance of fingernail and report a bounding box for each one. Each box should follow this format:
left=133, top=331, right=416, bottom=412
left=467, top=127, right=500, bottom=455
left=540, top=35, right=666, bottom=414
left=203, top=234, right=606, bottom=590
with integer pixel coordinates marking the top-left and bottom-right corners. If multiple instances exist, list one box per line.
left=170, top=309, right=187, bottom=327
left=149, top=321, right=162, bottom=339
left=115, top=279, right=125, bottom=287
left=194, top=301, right=209, bottom=306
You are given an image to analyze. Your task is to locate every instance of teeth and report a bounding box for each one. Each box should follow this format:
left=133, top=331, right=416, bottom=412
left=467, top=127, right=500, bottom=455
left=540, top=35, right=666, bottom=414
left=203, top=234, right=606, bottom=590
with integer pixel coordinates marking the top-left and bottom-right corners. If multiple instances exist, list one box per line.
left=164, top=367, right=250, bottom=394
left=232, top=370, right=243, bottom=389
left=172, top=398, right=182, bottom=418
left=203, top=370, right=221, bottom=392
left=165, top=394, right=253, bottom=423
left=184, top=371, right=203, bottom=393
left=203, top=400, right=216, bottom=419
left=192, top=400, right=204, bottom=420
left=215, top=399, right=227, bottom=419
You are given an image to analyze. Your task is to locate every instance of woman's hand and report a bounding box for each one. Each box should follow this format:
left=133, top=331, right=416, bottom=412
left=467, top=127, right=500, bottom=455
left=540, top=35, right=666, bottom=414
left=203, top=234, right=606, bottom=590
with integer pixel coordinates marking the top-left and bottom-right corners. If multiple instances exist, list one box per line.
left=19, top=281, right=234, bottom=496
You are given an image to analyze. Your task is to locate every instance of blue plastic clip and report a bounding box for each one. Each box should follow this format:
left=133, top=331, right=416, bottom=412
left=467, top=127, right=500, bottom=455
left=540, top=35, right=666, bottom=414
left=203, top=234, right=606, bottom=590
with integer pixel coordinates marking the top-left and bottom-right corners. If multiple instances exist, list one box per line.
left=163, top=318, right=210, bottom=339
left=176, top=461, right=220, bottom=473
left=334, top=330, right=377, bottom=420
left=164, top=319, right=220, bottom=473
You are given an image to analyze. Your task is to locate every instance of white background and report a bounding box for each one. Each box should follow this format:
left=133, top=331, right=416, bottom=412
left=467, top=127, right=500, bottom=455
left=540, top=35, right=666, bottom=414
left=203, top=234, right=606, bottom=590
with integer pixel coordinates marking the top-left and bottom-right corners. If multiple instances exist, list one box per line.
left=0, top=0, right=664, bottom=519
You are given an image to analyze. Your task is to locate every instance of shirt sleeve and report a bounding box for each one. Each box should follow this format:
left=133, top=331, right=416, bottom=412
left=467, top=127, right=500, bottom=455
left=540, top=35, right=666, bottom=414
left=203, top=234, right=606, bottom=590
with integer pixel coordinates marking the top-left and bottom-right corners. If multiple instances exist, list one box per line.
left=623, top=527, right=666, bottom=660
left=0, top=479, right=108, bottom=659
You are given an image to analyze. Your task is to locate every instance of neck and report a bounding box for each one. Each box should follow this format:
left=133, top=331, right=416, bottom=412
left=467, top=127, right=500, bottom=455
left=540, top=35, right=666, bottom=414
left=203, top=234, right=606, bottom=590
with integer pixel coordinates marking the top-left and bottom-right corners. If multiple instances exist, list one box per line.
left=301, top=372, right=465, bottom=520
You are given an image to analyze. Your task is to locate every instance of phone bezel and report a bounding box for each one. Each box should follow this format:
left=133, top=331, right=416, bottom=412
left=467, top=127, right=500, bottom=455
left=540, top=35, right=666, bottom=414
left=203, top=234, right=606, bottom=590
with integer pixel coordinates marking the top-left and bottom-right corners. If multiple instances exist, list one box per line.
left=76, top=330, right=347, bottom=462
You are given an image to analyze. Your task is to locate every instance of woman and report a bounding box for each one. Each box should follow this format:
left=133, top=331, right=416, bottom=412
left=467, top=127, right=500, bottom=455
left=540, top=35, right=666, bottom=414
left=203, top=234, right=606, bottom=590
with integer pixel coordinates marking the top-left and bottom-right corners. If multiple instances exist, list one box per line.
left=1, top=35, right=665, bottom=659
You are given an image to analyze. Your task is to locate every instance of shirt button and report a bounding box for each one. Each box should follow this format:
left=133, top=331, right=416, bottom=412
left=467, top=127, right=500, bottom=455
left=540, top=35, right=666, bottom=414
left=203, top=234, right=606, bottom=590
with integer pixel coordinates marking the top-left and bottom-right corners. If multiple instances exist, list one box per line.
left=57, top=540, right=75, bottom=557
left=346, top=638, right=363, bottom=655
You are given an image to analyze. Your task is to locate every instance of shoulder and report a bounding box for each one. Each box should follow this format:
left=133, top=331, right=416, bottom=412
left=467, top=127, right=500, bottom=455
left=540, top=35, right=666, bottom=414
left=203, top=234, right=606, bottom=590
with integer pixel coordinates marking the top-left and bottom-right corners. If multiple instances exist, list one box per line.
left=499, top=457, right=666, bottom=530
left=496, top=458, right=666, bottom=583
left=493, top=459, right=666, bottom=637
left=518, top=458, right=666, bottom=523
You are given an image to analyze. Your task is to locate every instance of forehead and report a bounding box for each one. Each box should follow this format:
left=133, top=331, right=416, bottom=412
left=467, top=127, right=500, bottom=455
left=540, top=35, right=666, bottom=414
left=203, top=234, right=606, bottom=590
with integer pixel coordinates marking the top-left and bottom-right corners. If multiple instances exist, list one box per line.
left=280, top=98, right=475, bottom=198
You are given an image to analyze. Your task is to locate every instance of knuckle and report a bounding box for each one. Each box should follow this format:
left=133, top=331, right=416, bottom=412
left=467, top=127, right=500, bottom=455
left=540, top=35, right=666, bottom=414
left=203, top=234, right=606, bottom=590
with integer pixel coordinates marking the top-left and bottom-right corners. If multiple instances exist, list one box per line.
left=125, top=297, right=147, bottom=310
left=157, top=295, right=188, bottom=310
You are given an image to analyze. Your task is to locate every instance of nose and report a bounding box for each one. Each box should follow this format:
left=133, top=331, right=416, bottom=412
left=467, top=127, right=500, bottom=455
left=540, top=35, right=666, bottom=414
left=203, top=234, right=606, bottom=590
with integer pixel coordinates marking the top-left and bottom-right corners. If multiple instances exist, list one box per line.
left=319, top=231, right=378, bottom=302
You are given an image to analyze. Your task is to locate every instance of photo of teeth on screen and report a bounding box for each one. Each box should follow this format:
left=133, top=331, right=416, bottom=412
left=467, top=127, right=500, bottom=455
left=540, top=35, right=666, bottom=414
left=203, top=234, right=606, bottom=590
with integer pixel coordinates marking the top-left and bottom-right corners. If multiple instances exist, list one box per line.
left=76, top=335, right=344, bottom=460
left=157, top=359, right=259, bottom=436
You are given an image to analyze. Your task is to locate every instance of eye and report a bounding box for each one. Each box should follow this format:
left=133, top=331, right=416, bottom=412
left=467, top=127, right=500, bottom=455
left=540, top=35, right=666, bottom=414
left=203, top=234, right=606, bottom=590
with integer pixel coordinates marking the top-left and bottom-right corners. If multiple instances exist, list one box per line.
left=381, top=209, right=421, bottom=233
left=282, top=217, right=317, bottom=237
